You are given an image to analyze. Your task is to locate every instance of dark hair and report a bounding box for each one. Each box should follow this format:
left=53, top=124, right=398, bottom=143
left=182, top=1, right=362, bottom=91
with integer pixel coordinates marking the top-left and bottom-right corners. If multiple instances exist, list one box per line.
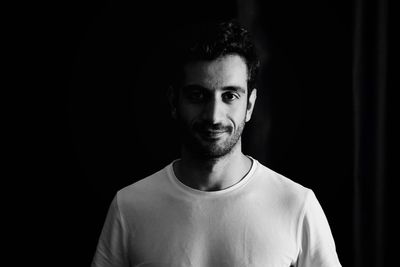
left=169, top=19, right=260, bottom=91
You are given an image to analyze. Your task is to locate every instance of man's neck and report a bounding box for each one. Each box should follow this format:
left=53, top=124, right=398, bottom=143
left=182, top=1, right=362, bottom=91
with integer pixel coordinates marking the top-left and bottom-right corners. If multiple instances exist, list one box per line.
left=173, top=144, right=252, bottom=191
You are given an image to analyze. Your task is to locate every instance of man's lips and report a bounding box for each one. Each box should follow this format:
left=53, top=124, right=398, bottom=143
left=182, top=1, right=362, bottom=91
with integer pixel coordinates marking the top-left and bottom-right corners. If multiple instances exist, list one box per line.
left=197, top=129, right=228, bottom=140
left=201, top=129, right=227, bottom=134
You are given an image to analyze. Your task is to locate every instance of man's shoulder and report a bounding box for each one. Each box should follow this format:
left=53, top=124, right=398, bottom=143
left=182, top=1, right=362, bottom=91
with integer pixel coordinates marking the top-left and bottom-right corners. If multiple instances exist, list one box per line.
left=254, top=161, right=311, bottom=203
left=116, top=163, right=172, bottom=205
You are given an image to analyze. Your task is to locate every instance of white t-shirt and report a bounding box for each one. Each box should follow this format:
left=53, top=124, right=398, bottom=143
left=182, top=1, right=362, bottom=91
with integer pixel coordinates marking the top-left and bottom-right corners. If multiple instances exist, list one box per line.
left=92, top=158, right=341, bottom=267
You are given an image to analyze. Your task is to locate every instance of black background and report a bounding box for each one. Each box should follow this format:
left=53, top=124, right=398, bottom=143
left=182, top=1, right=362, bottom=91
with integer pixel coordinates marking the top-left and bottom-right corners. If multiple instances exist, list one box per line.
left=16, top=0, right=395, bottom=266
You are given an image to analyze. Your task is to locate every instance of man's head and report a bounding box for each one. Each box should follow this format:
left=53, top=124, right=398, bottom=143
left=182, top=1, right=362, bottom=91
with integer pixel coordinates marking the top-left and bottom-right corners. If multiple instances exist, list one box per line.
left=170, top=19, right=260, bottom=93
left=168, top=19, right=259, bottom=159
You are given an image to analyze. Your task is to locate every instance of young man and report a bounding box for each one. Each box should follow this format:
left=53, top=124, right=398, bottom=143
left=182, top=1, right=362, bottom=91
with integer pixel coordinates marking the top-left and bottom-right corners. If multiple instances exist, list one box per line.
left=92, top=19, right=342, bottom=267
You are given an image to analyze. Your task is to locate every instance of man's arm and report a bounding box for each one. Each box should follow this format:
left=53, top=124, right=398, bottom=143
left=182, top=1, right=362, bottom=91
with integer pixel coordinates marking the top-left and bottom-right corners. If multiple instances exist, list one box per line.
left=91, top=195, right=129, bottom=267
left=295, top=190, right=342, bottom=267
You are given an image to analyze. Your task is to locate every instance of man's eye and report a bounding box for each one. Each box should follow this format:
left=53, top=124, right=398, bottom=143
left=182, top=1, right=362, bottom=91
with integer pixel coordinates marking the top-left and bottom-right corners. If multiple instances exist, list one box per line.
left=188, top=90, right=205, bottom=101
left=222, top=92, right=239, bottom=101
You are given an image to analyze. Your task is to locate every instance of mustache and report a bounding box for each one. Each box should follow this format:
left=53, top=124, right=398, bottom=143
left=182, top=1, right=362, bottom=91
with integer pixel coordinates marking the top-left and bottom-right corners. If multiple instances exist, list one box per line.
left=193, top=121, right=232, bottom=132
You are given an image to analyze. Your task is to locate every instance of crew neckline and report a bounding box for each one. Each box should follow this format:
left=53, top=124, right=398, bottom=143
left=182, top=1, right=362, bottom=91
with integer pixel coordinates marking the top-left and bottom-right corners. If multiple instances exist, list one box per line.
left=166, top=156, right=258, bottom=197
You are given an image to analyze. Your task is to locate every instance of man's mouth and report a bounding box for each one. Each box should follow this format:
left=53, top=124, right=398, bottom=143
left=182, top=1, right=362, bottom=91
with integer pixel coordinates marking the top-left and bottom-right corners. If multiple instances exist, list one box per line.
left=198, top=129, right=227, bottom=140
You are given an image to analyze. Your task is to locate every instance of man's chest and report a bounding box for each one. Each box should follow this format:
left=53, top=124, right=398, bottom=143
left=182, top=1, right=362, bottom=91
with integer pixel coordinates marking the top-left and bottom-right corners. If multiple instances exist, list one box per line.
left=127, top=200, right=299, bottom=267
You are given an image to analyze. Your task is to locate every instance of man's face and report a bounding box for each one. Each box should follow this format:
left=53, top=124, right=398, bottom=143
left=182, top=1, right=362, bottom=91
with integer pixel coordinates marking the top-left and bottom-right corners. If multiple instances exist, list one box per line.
left=174, top=54, right=256, bottom=159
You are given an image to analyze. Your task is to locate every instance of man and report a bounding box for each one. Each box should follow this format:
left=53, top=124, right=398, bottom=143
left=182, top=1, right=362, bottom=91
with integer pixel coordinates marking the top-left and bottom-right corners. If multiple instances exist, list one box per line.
left=92, top=19, right=342, bottom=267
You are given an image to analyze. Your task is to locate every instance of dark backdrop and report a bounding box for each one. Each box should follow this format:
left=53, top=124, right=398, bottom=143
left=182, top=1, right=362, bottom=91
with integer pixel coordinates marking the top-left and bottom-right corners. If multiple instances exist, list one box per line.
left=29, top=0, right=395, bottom=266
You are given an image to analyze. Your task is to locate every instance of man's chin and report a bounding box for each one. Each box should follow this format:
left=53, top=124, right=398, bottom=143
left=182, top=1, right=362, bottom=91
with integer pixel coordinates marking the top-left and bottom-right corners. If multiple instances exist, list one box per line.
left=182, top=131, right=240, bottom=159
left=190, top=141, right=233, bottom=159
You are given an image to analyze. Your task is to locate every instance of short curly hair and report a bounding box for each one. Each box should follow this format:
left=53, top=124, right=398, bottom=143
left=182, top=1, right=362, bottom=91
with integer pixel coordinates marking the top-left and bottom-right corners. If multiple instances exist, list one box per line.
left=170, top=19, right=260, bottom=92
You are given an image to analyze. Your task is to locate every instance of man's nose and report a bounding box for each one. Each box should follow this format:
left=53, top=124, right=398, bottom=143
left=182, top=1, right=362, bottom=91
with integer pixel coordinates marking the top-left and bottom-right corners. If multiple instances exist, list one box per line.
left=201, top=97, right=225, bottom=124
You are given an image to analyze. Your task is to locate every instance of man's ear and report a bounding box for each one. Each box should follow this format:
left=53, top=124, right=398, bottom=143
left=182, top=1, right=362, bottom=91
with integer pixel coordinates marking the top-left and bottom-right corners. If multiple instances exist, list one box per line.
left=246, top=88, right=257, bottom=122
left=167, top=86, right=178, bottom=119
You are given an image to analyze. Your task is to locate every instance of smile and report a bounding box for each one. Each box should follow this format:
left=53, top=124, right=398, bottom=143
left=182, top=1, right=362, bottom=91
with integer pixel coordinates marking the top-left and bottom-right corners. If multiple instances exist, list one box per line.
left=198, top=130, right=227, bottom=140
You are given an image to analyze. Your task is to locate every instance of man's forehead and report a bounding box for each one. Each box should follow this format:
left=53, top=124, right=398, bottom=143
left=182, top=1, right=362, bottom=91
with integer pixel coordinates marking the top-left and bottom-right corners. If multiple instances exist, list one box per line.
left=182, top=54, right=248, bottom=89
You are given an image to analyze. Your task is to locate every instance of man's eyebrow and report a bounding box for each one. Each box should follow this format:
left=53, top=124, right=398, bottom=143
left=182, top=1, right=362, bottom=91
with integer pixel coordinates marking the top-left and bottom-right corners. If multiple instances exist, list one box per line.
left=181, top=85, right=246, bottom=94
left=222, top=86, right=246, bottom=94
left=181, top=84, right=208, bottom=91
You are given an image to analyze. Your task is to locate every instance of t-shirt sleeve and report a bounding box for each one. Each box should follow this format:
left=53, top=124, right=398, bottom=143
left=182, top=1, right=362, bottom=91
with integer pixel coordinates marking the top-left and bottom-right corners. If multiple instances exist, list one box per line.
left=295, top=190, right=342, bottom=267
left=91, top=194, right=129, bottom=267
